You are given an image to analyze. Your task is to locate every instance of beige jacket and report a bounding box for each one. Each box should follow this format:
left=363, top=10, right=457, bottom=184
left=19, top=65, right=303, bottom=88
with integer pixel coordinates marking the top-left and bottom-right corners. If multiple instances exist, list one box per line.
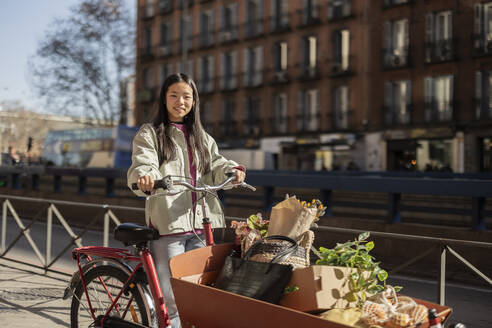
left=127, top=123, right=241, bottom=235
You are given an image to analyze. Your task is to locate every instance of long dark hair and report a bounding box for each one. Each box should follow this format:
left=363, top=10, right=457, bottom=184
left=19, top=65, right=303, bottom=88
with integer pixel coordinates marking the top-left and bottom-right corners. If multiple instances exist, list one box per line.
left=153, top=73, right=210, bottom=174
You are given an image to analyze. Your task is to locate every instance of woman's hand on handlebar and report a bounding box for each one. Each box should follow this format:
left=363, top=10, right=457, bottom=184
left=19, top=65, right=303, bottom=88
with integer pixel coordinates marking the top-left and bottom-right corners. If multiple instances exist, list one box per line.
left=137, top=175, right=156, bottom=194
left=233, top=170, right=246, bottom=185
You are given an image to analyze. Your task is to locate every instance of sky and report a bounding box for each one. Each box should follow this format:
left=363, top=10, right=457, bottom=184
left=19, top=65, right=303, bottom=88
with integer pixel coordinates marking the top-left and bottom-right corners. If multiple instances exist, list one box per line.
left=0, top=1, right=135, bottom=113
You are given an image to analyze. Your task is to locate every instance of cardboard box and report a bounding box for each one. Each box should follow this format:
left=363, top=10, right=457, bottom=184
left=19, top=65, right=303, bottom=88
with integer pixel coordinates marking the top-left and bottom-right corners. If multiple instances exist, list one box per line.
left=280, top=265, right=359, bottom=312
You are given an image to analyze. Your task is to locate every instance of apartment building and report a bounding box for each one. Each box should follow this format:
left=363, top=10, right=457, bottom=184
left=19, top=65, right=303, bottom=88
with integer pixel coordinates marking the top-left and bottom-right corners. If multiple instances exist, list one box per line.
left=135, top=0, right=492, bottom=172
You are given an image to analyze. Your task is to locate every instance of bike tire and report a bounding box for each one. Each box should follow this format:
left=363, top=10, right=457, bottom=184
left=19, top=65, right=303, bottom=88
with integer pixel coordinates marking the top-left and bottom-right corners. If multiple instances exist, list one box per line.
left=70, top=265, right=150, bottom=328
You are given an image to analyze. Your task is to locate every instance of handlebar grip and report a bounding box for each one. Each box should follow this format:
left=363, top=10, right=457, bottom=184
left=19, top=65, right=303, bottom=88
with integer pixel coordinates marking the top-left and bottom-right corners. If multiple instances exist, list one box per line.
left=131, top=179, right=168, bottom=191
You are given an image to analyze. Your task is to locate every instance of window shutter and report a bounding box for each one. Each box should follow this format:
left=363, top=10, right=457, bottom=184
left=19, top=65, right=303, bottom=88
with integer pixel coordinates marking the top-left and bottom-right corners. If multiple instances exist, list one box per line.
left=257, top=0, right=263, bottom=34
left=425, top=13, right=434, bottom=43
left=475, top=71, right=482, bottom=119
left=197, top=57, right=203, bottom=91
left=209, top=10, right=215, bottom=44
left=302, top=0, right=308, bottom=24
left=243, top=48, right=249, bottom=86
left=383, top=21, right=392, bottom=64
left=231, top=3, right=238, bottom=38
left=281, top=0, right=288, bottom=26
left=333, top=30, right=342, bottom=64
left=384, top=82, right=393, bottom=124
left=327, top=0, right=334, bottom=20
left=475, top=4, right=483, bottom=37
left=448, top=75, right=454, bottom=116
left=343, top=0, right=351, bottom=17
left=220, top=5, right=225, bottom=32
left=208, top=55, right=214, bottom=91
left=297, top=91, right=304, bottom=131
left=446, top=11, right=453, bottom=41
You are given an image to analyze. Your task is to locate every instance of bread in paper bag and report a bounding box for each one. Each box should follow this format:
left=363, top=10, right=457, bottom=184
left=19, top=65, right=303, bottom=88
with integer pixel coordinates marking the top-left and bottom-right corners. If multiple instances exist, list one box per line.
left=267, top=196, right=317, bottom=240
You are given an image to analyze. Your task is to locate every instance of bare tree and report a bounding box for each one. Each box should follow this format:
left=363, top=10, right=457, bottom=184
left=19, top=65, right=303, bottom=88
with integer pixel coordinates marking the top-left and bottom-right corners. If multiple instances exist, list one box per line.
left=29, top=0, right=135, bottom=126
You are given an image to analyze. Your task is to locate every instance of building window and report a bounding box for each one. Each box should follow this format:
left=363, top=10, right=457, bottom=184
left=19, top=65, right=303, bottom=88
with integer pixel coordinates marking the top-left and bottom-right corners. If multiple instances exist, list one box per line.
left=424, top=75, right=454, bottom=122
left=300, top=0, right=320, bottom=26
left=274, top=93, right=288, bottom=133
left=143, top=26, right=152, bottom=56
left=220, top=51, right=237, bottom=91
left=180, top=14, right=193, bottom=52
left=271, top=0, right=289, bottom=31
left=273, top=41, right=288, bottom=82
left=143, top=67, right=154, bottom=88
left=301, top=35, right=318, bottom=78
left=297, top=89, right=319, bottom=131
left=333, top=86, right=349, bottom=129
left=201, top=100, right=214, bottom=133
left=425, top=11, right=453, bottom=63
left=384, top=80, right=411, bottom=125
left=332, top=29, right=350, bottom=73
left=219, top=3, right=238, bottom=42
left=221, top=99, right=236, bottom=136
left=475, top=70, right=492, bottom=120
left=144, top=0, right=155, bottom=18
left=243, top=46, right=263, bottom=87
left=199, top=9, right=214, bottom=48
left=474, top=2, right=492, bottom=55
left=243, top=97, right=261, bottom=135
left=328, top=0, right=351, bottom=20
left=197, top=55, right=214, bottom=93
left=159, top=22, right=173, bottom=56
left=158, top=0, right=173, bottom=14
left=159, top=63, right=172, bottom=86
left=383, top=19, right=409, bottom=68
left=245, top=0, right=263, bottom=38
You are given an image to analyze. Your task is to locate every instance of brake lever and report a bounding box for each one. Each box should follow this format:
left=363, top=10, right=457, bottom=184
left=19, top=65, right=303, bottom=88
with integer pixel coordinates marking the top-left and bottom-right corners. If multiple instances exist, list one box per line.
left=238, top=182, right=256, bottom=191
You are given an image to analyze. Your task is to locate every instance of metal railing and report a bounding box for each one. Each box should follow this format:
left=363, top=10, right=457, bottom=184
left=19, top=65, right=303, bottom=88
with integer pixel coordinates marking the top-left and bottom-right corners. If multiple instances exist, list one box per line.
left=0, top=194, right=490, bottom=306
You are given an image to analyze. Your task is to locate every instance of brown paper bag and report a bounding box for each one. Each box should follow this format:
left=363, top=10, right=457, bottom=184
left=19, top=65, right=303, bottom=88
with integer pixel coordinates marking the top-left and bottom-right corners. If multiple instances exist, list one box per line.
left=267, top=196, right=317, bottom=240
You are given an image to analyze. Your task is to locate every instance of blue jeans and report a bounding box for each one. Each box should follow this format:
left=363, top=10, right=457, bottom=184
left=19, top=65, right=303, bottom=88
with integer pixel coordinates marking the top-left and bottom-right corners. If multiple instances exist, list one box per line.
left=150, top=233, right=204, bottom=328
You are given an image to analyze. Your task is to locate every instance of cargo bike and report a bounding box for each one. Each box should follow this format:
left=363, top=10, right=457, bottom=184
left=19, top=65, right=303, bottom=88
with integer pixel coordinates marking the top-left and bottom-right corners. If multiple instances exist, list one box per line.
left=65, top=175, right=452, bottom=328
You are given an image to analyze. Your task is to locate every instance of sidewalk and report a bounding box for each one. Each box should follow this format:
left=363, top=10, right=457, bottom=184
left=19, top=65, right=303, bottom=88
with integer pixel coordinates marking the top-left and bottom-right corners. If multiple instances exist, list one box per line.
left=0, top=257, right=71, bottom=327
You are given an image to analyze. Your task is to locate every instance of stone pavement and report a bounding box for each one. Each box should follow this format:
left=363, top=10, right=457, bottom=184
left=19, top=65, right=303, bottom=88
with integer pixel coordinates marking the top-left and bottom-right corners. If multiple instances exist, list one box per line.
left=0, top=257, right=71, bottom=327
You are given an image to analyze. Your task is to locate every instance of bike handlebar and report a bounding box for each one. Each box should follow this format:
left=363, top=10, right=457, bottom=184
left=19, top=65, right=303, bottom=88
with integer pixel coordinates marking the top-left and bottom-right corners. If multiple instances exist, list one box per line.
left=131, top=175, right=256, bottom=193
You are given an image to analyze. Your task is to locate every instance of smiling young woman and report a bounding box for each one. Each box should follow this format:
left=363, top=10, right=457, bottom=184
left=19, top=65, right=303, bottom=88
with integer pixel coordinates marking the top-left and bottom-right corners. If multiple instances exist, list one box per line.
left=127, top=73, right=246, bottom=328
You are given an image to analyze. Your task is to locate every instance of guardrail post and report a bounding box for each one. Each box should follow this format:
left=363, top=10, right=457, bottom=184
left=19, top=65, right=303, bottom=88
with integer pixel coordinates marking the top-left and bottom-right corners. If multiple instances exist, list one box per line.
left=438, top=245, right=446, bottom=305
left=11, top=173, right=20, bottom=189
left=78, top=176, right=87, bottom=196
left=106, top=178, right=115, bottom=197
left=388, top=192, right=401, bottom=224
left=264, top=186, right=274, bottom=212
left=54, top=175, right=62, bottom=193
left=32, top=174, right=40, bottom=191
left=472, top=197, right=486, bottom=231
left=320, top=189, right=333, bottom=216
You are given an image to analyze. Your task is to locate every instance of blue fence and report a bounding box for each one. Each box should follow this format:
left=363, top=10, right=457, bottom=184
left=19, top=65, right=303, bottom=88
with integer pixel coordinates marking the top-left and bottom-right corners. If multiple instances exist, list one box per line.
left=1, top=166, right=491, bottom=231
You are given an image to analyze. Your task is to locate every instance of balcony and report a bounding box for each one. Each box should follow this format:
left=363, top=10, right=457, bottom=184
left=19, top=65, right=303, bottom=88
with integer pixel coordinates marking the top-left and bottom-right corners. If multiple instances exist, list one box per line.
left=296, top=112, right=320, bottom=132
left=425, top=39, right=456, bottom=64
left=383, top=105, right=412, bottom=126
left=136, top=88, right=156, bottom=104
left=382, top=0, right=413, bottom=9
left=219, top=120, right=239, bottom=137
left=156, top=44, right=173, bottom=57
left=198, top=32, right=214, bottom=49
left=243, top=71, right=263, bottom=88
left=138, top=46, right=154, bottom=62
left=298, top=65, right=320, bottom=81
left=197, top=77, right=215, bottom=94
left=333, top=109, right=350, bottom=130
left=219, top=74, right=238, bottom=92
left=474, top=98, right=492, bottom=120
left=272, top=116, right=289, bottom=134
left=270, top=13, right=291, bottom=33
left=243, top=19, right=264, bottom=39
left=424, top=101, right=454, bottom=123
left=329, top=59, right=352, bottom=77
left=218, top=26, right=239, bottom=44
left=473, top=34, right=492, bottom=57
left=139, top=5, right=155, bottom=20
left=242, top=118, right=261, bottom=136
left=297, top=6, right=321, bottom=28
left=158, top=0, right=173, bottom=14
left=382, top=48, right=410, bottom=69
left=328, top=0, right=352, bottom=21
left=272, top=70, right=290, bottom=84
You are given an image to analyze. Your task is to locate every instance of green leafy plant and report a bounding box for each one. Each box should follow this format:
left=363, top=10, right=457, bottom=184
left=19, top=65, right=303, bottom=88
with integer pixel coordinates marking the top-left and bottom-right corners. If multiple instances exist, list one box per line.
left=315, top=232, right=402, bottom=307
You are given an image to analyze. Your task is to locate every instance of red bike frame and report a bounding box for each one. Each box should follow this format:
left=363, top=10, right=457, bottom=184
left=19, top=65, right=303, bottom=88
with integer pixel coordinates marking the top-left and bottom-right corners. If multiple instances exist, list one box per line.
left=72, top=220, right=215, bottom=327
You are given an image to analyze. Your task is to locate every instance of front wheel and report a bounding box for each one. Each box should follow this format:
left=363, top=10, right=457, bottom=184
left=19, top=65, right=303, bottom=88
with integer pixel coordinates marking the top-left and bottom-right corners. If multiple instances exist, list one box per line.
left=70, top=265, right=150, bottom=327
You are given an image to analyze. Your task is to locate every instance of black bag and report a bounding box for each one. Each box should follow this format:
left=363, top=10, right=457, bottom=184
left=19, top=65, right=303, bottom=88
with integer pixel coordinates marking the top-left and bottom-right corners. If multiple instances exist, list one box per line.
left=215, top=235, right=298, bottom=304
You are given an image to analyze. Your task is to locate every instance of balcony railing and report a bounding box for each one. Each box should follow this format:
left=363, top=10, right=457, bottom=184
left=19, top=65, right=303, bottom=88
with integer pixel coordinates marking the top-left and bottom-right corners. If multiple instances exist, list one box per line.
left=197, top=77, right=215, bottom=94
left=425, top=39, right=456, bottom=64
left=473, top=34, right=492, bottom=57
left=243, top=19, right=264, bottom=39
left=382, top=47, right=410, bottom=69
left=138, top=46, right=154, bottom=61
left=218, top=26, right=239, bottom=43
left=197, top=32, right=214, bottom=48
left=270, top=13, right=291, bottom=33
left=474, top=98, right=492, bottom=120
left=328, top=0, right=352, bottom=21
left=296, top=112, right=320, bottom=132
left=272, top=70, right=290, bottom=84
left=156, top=44, right=173, bottom=57
left=219, top=74, right=238, bottom=91
left=158, top=0, right=173, bottom=14
left=219, top=120, right=239, bottom=137
left=242, top=71, right=263, bottom=88
left=329, top=57, right=353, bottom=77
left=139, top=5, right=155, bottom=20
left=384, top=105, right=412, bottom=126
left=272, top=116, right=289, bottom=134
left=424, top=101, right=454, bottom=123
left=242, top=118, right=262, bottom=136
left=333, top=109, right=350, bottom=130
left=382, top=0, right=413, bottom=9
left=297, top=6, right=321, bottom=27
left=136, top=88, right=156, bottom=104
left=298, top=65, right=320, bottom=81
